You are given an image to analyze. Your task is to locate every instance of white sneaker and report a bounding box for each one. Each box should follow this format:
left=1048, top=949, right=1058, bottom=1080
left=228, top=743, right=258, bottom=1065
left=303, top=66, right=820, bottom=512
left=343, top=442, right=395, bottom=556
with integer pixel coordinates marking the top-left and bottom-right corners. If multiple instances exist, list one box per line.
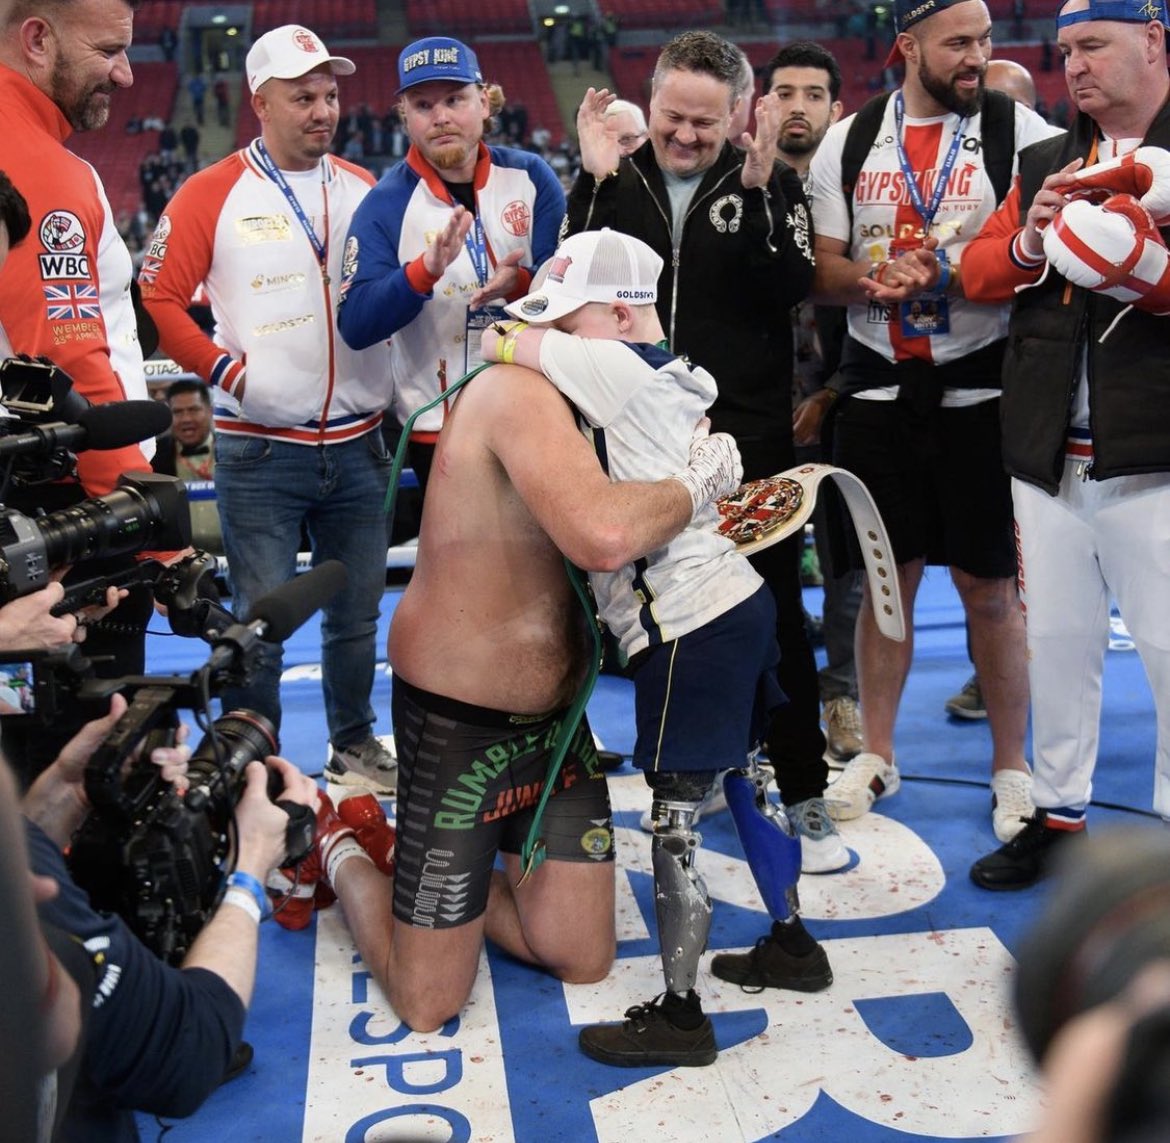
left=788, top=796, right=850, bottom=873
left=991, top=769, right=1034, bottom=842
left=639, top=770, right=729, bottom=833
left=824, top=752, right=900, bottom=821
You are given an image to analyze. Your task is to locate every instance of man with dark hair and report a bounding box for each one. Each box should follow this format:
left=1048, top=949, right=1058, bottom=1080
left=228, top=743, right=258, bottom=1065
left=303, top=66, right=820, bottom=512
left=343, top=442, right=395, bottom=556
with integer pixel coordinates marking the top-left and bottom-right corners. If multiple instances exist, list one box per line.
left=151, top=379, right=213, bottom=480
left=808, top=0, right=1060, bottom=841
left=569, top=28, right=844, bottom=988
left=0, top=168, right=31, bottom=249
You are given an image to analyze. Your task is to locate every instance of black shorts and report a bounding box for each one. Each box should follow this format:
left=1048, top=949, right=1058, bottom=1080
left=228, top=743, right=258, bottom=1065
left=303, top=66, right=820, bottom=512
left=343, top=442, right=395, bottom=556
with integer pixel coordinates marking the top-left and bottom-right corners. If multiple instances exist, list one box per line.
left=831, top=396, right=1016, bottom=579
left=390, top=676, right=614, bottom=930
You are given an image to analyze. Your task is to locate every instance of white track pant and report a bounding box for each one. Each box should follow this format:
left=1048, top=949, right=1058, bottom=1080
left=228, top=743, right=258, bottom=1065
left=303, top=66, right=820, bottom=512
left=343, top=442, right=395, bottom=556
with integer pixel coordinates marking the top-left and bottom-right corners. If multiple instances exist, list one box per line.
left=1013, top=463, right=1170, bottom=816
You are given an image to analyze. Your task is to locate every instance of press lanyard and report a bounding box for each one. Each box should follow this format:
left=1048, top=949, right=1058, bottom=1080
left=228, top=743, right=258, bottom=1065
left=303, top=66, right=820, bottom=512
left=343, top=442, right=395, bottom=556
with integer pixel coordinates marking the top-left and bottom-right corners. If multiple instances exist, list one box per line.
left=464, top=212, right=489, bottom=288
left=255, top=140, right=331, bottom=283
left=893, top=91, right=966, bottom=233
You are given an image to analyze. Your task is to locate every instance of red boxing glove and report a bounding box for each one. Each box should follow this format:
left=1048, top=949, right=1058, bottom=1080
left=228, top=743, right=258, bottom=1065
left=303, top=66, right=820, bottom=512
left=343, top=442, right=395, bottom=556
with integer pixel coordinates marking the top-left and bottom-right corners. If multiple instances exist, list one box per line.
left=1066, top=146, right=1170, bottom=225
left=1044, top=194, right=1170, bottom=314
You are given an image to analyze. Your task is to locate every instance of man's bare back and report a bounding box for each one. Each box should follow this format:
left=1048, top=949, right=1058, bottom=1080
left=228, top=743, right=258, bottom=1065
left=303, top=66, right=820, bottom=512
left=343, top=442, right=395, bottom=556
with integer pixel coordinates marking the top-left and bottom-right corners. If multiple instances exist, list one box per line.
left=389, top=365, right=592, bottom=713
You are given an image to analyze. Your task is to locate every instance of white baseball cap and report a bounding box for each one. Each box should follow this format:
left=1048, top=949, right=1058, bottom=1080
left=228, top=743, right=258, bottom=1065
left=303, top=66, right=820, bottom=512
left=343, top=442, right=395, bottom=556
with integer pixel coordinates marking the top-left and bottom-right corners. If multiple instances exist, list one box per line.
left=505, top=229, right=663, bottom=324
left=246, top=25, right=356, bottom=94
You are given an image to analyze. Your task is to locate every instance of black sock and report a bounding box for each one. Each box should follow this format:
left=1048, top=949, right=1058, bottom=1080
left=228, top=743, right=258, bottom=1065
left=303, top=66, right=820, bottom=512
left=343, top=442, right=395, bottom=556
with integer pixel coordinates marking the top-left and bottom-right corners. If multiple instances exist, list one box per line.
left=771, top=916, right=816, bottom=955
left=662, top=989, right=705, bottom=1030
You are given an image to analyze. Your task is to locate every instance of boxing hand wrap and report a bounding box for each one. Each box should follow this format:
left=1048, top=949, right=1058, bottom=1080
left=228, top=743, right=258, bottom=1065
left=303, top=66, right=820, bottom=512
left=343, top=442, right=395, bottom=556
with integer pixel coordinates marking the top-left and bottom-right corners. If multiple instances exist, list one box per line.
left=1067, top=146, right=1170, bottom=224
left=1045, top=195, right=1170, bottom=313
left=671, top=429, right=743, bottom=517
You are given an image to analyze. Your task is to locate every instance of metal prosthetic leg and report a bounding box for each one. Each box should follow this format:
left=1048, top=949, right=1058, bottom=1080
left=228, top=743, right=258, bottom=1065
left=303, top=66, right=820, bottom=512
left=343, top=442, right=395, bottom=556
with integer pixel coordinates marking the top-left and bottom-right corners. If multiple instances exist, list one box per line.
left=723, top=759, right=802, bottom=923
left=650, top=800, right=712, bottom=995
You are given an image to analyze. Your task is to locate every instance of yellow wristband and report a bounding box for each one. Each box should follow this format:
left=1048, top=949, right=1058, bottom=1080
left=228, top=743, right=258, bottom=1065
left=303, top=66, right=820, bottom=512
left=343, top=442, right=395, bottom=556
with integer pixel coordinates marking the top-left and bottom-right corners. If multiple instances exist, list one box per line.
left=499, top=321, right=529, bottom=365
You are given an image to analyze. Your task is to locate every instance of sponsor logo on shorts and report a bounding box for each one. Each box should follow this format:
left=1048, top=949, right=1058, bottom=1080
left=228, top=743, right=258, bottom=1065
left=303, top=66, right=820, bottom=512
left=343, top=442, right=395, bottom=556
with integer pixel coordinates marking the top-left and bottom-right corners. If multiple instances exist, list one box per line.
left=580, top=825, right=612, bottom=857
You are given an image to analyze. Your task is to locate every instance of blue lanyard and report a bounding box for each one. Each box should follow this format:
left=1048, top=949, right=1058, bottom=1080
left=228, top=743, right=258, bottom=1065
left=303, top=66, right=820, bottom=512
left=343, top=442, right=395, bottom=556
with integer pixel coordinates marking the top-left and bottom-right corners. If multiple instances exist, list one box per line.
left=893, top=91, right=966, bottom=234
left=255, top=140, right=330, bottom=282
left=464, top=212, right=489, bottom=289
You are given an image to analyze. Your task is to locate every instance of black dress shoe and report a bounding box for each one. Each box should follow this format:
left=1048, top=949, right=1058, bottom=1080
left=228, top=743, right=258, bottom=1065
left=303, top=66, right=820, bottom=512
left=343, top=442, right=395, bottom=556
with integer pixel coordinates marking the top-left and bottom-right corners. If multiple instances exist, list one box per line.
left=970, top=811, right=1085, bottom=891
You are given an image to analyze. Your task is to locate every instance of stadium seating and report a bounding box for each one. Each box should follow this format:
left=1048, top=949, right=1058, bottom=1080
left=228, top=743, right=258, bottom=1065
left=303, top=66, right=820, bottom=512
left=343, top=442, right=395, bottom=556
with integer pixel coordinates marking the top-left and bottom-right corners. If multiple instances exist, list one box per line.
left=603, top=0, right=724, bottom=28
left=404, top=0, right=533, bottom=37
left=251, top=0, right=379, bottom=40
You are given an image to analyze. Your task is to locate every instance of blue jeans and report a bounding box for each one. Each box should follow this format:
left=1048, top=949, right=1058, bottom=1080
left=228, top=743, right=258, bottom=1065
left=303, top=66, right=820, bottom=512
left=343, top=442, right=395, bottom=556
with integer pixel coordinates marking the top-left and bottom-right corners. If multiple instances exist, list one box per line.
left=213, top=430, right=392, bottom=746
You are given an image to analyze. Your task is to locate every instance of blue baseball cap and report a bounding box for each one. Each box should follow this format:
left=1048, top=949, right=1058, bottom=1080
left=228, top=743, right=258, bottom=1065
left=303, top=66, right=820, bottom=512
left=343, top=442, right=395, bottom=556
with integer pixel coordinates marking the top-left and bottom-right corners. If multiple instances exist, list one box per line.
left=396, top=37, right=483, bottom=94
left=1057, top=0, right=1168, bottom=28
left=886, top=0, right=976, bottom=66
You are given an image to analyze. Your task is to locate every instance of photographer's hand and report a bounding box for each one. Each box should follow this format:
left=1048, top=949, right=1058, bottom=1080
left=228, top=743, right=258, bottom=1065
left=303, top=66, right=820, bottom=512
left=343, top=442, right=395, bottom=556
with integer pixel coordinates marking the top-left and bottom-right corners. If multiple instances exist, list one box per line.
left=182, top=758, right=318, bottom=1006
left=0, top=582, right=80, bottom=650
left=1019, top=962, right=1170, bottom=1143
left=23, top=697, right=191, bottom=847
left=232, top=758, right=315, bottom=881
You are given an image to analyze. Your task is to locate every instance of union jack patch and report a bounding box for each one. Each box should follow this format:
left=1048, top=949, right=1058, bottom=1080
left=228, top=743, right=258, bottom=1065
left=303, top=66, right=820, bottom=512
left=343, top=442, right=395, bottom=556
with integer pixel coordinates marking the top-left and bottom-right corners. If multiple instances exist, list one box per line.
left=139, top=256, right=164, bottom=285
left=43, top=282, right=100, bottom=321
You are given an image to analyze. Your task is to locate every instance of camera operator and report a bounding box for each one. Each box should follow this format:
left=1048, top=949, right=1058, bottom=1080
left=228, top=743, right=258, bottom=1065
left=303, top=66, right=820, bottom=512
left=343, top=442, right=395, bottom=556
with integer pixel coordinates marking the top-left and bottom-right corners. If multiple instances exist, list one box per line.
left=21, top=695, right=318, bottom=1142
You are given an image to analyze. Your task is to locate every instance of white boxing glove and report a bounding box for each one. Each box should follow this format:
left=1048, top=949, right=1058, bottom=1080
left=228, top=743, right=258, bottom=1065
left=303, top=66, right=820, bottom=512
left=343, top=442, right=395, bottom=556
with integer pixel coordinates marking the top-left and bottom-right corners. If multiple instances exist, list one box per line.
left=671, top=428, right=743, bottom=516
left=1044, top=194, right=1170, bottom=313
left=1066, top=145, right=1170, bottom=225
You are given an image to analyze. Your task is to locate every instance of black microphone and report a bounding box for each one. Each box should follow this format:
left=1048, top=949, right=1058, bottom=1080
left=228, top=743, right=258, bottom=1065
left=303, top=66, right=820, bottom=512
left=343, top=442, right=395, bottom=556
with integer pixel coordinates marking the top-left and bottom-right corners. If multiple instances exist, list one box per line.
left=0, top=399, right=172, bottom=458
left=205, top=561, right=349, bottom=675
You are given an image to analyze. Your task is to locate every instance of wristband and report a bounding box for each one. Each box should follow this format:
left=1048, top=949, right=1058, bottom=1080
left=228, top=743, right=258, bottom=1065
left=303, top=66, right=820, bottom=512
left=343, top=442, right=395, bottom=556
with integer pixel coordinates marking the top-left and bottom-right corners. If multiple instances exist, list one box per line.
left=225, top=870, right=271, bottom=921
left=867, top=260, right=891, bottom=284
left=935, top=257, right=952, bottom=293
left=223, top=887, right=262, bottom=924
left=500, top=321, right=529, bottom=365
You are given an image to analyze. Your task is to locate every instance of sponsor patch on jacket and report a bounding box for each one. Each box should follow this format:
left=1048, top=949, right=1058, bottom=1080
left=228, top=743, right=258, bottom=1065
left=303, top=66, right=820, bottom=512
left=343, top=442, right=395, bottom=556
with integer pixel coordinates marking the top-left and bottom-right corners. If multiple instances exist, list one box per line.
left=250, top=270, right=307, bottom=294
left=501, top=199, right=531, bottom=237
left=235, top=214, right=292, bottom=243
left=37, top=209, right=90, bottom=280
left=43, top=283, right=101, bottom=321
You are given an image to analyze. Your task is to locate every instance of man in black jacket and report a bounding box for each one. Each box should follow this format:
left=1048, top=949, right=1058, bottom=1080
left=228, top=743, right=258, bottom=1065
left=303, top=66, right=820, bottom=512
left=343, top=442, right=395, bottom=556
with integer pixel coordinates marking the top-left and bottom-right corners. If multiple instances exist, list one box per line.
left=567, top=29, right=842, bottom=993
left=962, top=0, right=1170, bottom=889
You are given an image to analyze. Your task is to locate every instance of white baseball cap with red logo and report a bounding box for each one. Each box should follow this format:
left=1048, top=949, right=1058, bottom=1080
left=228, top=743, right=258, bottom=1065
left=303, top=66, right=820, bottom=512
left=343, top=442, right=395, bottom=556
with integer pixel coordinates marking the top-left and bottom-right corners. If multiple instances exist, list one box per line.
left=505, top=228, right=663, bottom=324
left=246, top=25, right=356, bottom=93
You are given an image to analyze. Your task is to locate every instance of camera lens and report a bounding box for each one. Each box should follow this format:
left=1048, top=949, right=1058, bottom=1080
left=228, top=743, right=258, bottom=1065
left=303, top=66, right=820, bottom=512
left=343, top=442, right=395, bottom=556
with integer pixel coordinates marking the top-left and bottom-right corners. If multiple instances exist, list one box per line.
left=34, top=472, right=191, bottom=568
left=185, top=709, right=278, bottom=812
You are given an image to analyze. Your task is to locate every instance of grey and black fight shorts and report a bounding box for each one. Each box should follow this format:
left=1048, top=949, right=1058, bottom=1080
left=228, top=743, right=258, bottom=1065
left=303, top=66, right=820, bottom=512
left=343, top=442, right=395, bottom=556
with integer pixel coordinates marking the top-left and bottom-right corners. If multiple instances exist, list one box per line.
left=390, top=676, right=614, bottom=930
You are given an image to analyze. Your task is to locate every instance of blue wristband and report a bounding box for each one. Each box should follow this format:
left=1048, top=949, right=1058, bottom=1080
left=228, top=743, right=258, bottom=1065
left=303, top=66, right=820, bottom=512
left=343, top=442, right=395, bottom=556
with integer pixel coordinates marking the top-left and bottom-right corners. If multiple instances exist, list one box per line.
left=935, top=249, right=952, bottom=293
left=225, top=870, right=271, bottom=921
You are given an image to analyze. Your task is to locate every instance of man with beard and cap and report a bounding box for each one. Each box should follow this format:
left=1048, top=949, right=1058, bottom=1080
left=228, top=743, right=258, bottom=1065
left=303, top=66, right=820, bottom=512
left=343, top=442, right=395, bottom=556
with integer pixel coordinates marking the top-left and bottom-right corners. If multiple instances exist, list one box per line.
left=338, top=36, right=564, bottom=494
left=962, top=0, right=1170, bottom=888
left=807, top=0, right=1061, bottom=841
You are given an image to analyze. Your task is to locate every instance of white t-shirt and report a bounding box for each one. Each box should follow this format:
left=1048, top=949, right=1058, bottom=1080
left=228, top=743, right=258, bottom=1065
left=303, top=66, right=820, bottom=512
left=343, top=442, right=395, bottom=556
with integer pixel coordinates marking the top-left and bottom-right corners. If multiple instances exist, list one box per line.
left=536, top=332, right=763, bottom=658
left=810, top=96, right=1061, bottom=402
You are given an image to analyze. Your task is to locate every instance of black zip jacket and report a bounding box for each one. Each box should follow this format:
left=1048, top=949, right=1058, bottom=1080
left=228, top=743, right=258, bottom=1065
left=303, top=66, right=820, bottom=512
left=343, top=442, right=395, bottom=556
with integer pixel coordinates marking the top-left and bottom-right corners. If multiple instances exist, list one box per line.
left=564, top=139, right=815, bottom=445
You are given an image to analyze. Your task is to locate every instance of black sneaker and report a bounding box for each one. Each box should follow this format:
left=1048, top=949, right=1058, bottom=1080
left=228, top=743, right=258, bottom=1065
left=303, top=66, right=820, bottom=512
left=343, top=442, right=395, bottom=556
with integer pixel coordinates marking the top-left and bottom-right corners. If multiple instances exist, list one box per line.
left=578, top=991, right=717, bottom=1067
left=969, top=810, right=1086, bottom=891
left=709, top=917, right=833, bottom=993
left=220, top=1040, right=254, bottom=1086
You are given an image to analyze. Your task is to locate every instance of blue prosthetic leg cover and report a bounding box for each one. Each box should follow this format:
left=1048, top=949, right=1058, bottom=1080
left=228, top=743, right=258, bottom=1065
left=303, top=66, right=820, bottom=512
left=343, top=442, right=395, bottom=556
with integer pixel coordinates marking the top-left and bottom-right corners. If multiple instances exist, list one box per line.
left=724, top=768, right=801, bottom=923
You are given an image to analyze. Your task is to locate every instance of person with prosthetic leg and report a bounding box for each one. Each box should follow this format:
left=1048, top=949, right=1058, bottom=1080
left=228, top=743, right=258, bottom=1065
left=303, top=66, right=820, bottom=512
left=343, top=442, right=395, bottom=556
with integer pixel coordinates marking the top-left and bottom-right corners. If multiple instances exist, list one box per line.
left=481, top=229, right=832, bottom=1068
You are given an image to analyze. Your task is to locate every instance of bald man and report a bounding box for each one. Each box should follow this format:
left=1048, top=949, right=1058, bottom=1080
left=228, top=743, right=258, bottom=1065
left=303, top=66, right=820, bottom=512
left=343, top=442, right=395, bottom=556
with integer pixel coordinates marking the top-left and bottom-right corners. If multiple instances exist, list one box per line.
left=986, top=57, right=1037, bottom=108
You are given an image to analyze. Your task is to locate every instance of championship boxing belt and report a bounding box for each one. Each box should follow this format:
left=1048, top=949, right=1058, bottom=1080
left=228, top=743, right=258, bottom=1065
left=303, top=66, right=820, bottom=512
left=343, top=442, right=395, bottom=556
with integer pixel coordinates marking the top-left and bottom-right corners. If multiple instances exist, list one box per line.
left=714, top=462, right=905, bottom=642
